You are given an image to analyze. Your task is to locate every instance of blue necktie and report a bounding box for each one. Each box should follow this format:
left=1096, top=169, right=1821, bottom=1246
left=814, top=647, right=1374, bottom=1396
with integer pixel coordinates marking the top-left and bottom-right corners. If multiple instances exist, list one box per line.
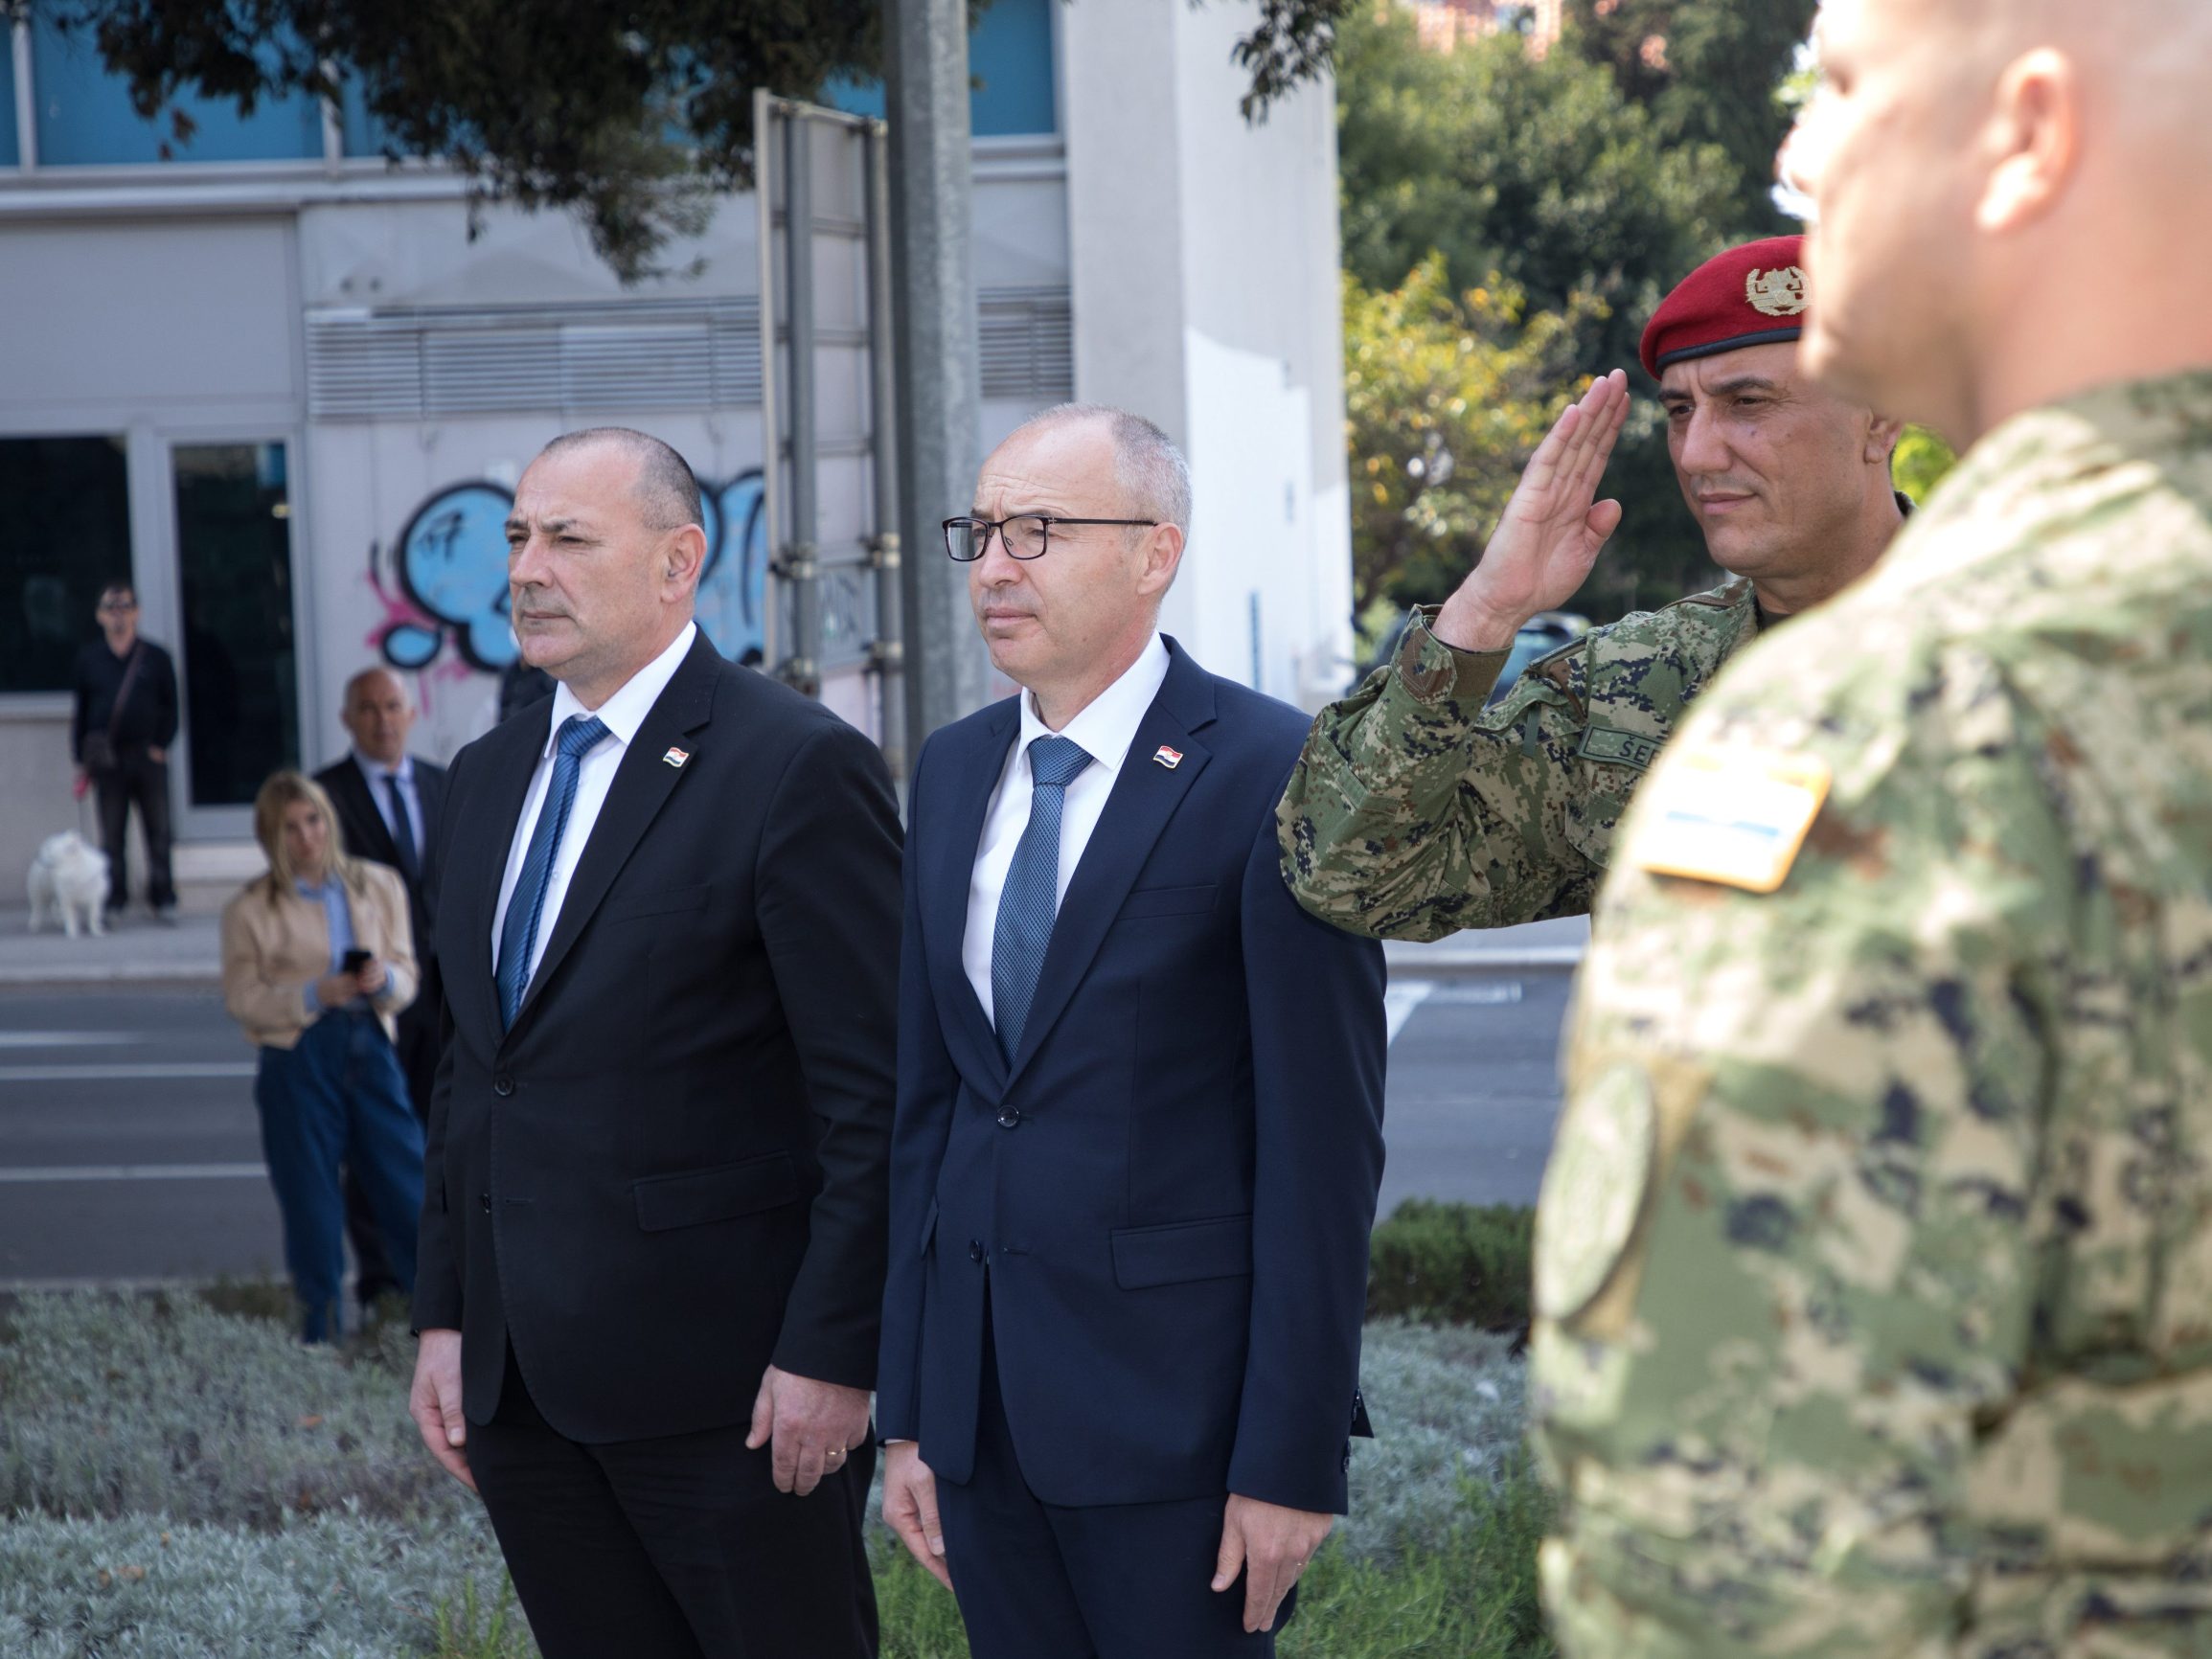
left=382, top=771, right=419, bottom=880
left=991, top=735, right=1092, bottom=1061
left=495, top=715, right=609, bottom=1030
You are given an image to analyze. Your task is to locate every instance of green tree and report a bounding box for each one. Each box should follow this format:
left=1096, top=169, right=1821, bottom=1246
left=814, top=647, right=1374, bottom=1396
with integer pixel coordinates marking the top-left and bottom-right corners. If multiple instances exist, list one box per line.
left=1336, top=4, right=1742, bottom=623
left=1892, top=425, right=1959, bottom=506
left=1567, top=0, right=1819, bottom=227
left=1342, top=256, right=1604, bottom=617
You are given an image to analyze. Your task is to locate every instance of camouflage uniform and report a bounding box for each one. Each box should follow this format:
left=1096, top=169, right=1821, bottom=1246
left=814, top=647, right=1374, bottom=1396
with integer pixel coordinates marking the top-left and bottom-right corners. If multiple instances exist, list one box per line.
left=1278, top=583, right=1758, bottom=939
left=1531, top=372, right=2212, bottom=1657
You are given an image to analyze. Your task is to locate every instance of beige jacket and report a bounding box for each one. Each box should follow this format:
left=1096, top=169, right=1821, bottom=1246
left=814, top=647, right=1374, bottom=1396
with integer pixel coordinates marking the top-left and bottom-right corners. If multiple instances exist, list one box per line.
left=219, top=862, right=418, bottom=1050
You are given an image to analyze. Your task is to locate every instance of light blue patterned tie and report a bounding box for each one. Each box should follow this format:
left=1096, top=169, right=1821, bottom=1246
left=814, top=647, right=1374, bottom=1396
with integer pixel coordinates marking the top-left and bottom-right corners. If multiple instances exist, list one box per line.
left=991, top=735, right=1093, bottom=1062
left=495, top=715, right=609, bottom=1030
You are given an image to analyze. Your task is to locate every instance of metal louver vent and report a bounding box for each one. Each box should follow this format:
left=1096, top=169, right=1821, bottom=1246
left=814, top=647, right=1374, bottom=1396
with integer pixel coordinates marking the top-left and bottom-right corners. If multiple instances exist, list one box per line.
left=307, top=285, right=1076, bottom=420
left=306, top=298, right=763, bottom=420
left=978, top=285, right=1075, bottom=401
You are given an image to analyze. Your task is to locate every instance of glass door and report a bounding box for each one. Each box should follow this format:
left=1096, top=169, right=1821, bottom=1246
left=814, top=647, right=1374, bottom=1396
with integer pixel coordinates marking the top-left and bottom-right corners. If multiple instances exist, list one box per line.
left=171, top=442, right=300, bottom=812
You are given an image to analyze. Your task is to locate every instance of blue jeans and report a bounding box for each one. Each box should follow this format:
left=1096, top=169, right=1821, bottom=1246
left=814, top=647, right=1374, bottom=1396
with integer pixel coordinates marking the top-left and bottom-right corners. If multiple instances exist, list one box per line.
left=255, top=1011, right=425, bottom=1343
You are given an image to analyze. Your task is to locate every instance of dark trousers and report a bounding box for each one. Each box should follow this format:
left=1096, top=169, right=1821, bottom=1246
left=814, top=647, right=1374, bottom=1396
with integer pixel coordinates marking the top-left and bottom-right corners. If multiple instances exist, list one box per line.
left=343, top=986, right=440, bottom=1305
left=253, top=1011, right=424, bottom=1343
left=469, top=1344, right=880, bottom=1659
left=91, top=747, right=173, bottom=911
left=934, top=1306, right=1289, bottom=1659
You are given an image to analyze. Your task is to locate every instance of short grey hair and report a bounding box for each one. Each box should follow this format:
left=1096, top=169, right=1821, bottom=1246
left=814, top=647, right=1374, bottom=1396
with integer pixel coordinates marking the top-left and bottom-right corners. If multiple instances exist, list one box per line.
left=538, top=427, right=704, bottom=534
left=1014, top=403, right=1193, bottom=536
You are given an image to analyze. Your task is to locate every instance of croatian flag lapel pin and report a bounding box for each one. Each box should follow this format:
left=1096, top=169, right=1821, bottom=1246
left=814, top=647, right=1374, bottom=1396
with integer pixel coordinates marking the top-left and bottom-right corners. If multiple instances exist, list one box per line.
left=663, top=746, right=692, bottom=769
left=1152, top=745, right=1183, bottom=770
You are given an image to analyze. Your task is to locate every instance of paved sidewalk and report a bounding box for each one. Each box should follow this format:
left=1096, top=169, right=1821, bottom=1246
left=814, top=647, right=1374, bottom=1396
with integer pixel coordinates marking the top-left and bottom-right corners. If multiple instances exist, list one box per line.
left=0, top=908, right=223, bottom=989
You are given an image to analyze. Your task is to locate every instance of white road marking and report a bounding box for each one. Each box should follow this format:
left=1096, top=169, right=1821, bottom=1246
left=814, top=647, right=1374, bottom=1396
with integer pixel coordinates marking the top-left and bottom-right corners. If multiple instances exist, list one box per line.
left=0, top=1032, right=144, bottom=1049
left=1384, top=979, right=1436, bottom=1046
left=0, top=1062, right=256, bottom=1082
left=0, top=1162, right=266, bottom=1183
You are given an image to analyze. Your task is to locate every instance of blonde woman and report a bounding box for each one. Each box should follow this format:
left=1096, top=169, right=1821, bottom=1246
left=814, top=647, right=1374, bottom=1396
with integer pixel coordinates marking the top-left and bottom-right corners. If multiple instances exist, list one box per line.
left=220, top=770, right=425, bottom=1343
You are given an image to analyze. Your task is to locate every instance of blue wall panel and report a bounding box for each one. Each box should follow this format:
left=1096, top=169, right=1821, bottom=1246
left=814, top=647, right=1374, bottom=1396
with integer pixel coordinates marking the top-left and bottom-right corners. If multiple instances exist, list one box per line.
left=33, top=19, right=322, bottom=165
left=827, top=0, right=1057, bottom=137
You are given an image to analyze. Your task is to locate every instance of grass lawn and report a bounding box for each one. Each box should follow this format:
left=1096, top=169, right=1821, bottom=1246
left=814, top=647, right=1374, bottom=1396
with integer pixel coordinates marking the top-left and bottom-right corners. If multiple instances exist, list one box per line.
left=0, top=1289, right=1552, bottom=1657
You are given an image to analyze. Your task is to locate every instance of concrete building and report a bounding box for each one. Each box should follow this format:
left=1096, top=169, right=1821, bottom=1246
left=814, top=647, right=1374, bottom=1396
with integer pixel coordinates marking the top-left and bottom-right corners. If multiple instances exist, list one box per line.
left=0, top=0, right=1354, bottom=903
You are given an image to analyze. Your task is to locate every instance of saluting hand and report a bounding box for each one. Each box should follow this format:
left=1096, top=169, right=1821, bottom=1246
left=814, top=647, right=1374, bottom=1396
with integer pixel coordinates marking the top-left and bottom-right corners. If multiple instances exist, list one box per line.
left=1434, top=369, right=1631, bottom=652
left=746, top=1364, right=872, bottom=1496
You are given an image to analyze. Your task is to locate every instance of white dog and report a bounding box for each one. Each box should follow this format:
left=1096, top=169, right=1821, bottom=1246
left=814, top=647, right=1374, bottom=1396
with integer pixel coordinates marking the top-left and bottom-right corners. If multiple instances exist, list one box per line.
left=28, top=831, right=111, bottom=938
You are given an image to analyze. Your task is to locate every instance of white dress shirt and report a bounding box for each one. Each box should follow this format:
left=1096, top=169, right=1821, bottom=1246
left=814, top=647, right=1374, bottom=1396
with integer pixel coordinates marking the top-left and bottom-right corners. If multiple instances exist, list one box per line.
left=490, top=623, right=696, bottom=990
left=352, top=749, right=424, bottom=859
left=962, top=633, right=1172, bottom=1026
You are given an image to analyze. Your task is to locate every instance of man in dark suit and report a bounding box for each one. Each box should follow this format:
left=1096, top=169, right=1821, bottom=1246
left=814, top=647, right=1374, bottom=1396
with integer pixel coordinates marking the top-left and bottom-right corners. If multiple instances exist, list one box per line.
left=407, top=426, right=901, bottom=1659
left=878, top=405, right=1388, bottom=1657
left=315, top=667, right=448, bottom=1121
left=313, top=667, right=448, bottom=1308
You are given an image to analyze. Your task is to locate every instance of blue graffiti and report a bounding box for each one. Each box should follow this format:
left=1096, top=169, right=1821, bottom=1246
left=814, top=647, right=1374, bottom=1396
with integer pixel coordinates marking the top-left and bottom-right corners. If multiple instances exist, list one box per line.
left=378, top=471, right=770, bottom=674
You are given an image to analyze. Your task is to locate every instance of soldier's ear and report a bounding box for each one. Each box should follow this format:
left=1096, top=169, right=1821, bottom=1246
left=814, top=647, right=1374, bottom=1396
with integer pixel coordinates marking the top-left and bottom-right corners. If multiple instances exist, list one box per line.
left=1866, top=414, right=1904, bottom=466
left=1976, top=48, right=2080, bottom=235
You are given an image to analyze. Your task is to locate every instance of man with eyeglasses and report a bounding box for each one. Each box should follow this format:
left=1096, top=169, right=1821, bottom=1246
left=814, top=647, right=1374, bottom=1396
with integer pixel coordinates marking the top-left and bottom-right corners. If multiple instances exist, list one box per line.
left=877, top=403, right=1387, bottom=1658
left=71, top=580, right=180, bottom=923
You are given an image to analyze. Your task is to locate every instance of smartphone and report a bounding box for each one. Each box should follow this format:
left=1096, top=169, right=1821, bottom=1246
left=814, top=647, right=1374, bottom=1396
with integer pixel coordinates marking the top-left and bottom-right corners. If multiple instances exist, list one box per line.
left=341, top=947, right=373, bottom=974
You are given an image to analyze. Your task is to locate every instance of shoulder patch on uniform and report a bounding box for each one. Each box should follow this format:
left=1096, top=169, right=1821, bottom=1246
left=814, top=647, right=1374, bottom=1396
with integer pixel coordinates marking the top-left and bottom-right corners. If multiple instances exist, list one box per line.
left=1577, top=725, right=1662, bottom=771
left=1535, top=1061, right=1656, bottom=1322
left=1629, top=746, right=1832, bottom=894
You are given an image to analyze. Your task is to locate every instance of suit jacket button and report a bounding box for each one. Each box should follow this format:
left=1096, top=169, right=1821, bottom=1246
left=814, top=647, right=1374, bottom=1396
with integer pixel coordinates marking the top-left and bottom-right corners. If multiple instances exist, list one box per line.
left=493, top=1075, right=514, bottom=1098
left=480, top=1192, right=492, bottom=1214
left=969, top=1239, right=986, bottom=1263
left=995, top=1109, right=1019, bottom=1129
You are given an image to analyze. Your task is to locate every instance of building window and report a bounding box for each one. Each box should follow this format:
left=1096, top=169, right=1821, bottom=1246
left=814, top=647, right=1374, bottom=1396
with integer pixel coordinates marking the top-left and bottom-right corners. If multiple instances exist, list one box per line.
left=0, top=36, right=19, bottom=168
left=31, top=16, right=322, bottom=166
left=0, top=436, right=131, bottom=694
left=173, top=443, right=299, bottom=807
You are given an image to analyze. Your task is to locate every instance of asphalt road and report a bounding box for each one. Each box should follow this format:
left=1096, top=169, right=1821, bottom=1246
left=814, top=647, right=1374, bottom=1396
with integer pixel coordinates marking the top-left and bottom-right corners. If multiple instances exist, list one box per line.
left=0, top=975, right=1568, bottom=1288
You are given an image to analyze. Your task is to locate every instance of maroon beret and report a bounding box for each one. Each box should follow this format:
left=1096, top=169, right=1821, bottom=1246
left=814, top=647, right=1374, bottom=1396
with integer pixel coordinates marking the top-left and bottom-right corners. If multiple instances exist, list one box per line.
left=1639, top=235, right=1810, bottom=381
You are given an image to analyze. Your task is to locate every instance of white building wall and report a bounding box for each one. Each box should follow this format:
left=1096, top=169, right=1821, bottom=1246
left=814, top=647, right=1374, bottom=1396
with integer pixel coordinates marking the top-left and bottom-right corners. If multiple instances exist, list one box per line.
left=1061, top=0, right=1355, bottom=710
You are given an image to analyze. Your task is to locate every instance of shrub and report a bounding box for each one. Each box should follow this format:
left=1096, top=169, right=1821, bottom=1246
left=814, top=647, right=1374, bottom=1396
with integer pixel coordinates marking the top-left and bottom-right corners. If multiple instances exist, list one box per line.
left=0, top=1291, right=458, bottom=1528
left=1367, top=1200, right=1534, bottom=1330
left=0, top=1510, right=516, bottom=1658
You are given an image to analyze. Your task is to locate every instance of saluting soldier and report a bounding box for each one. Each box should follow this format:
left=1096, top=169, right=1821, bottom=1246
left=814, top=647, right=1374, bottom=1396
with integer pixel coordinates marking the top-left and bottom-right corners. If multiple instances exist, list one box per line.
left=1279, top=236, right=1908, bottom=940
left=1530, top=0, right=2212, bottom=1653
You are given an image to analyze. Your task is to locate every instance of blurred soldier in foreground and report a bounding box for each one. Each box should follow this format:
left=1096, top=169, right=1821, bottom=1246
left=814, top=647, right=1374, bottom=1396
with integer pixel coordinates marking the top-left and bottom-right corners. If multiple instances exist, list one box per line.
left=1530, top=0, right=2212, bottom=1653
left=1280, top=235, right=1906, bottom=939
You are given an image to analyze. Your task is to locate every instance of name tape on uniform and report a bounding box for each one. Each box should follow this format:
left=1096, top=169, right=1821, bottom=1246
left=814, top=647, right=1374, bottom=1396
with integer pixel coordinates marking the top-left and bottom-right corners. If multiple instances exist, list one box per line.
left=1630, top=747, right=1832, bottom=894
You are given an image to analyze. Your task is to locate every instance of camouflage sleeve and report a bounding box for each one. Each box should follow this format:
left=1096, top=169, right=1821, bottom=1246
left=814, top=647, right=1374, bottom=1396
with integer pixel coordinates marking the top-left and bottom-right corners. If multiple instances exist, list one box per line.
left=1529, top=643, right=2074, bottom=1657
left=1277, top=606, right=1601, bottom=941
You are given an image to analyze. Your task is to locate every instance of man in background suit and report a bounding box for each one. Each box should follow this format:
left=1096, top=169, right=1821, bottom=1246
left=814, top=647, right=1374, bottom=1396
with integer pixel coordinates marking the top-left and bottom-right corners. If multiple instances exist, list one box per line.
left=878, top=405, right=1388, bottom=1657
left=315, top=667, right=447, bottom=1120
left=408, top=427, right=901, bottom=1659
left=314, top=667, right=448, bottom=1308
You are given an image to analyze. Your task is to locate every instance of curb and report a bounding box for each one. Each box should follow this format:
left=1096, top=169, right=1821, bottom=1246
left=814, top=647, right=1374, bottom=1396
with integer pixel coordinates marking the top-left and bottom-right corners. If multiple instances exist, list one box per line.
left=0, top=966, right=223, bottom=991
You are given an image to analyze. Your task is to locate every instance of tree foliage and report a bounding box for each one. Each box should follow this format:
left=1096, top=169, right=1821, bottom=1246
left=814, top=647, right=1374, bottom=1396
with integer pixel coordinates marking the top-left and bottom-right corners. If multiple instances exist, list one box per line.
left=1343, top=256, right=1604, bottom=615
left=48, top=0, right=916, bottom=279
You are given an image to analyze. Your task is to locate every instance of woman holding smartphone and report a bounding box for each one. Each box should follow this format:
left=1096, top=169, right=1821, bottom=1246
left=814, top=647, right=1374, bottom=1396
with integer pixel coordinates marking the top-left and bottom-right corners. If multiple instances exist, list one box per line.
left=220, top=770, right=424, bottom=1343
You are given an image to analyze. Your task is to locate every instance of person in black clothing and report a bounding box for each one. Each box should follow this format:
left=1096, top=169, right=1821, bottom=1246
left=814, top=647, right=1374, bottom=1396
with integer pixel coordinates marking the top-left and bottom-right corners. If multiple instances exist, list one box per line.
left=314, top=665, right=449, bottom=1312
left=72, top=581, right=180, bottom=922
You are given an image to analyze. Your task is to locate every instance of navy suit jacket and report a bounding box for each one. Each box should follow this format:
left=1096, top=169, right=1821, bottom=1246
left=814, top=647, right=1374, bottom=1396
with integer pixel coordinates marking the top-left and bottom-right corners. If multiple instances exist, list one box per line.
left=877, top=639, right=1386, bottom=1514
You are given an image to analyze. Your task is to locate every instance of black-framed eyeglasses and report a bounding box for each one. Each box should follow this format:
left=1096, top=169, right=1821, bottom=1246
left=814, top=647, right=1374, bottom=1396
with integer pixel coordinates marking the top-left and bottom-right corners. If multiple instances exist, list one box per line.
left=98, top=599, right=138, bottom=614
left=944, top=513, right=1159, bottom=562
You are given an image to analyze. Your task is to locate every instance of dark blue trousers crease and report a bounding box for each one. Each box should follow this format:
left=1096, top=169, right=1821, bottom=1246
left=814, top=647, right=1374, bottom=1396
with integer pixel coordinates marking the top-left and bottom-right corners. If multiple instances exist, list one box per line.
left=933, top=1287, right=1291, bottom=1659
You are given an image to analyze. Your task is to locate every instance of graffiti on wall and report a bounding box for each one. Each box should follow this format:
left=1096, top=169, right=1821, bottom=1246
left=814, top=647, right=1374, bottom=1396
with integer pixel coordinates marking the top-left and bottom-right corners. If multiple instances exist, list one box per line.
left=368, top=471, right=771, bottom=678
